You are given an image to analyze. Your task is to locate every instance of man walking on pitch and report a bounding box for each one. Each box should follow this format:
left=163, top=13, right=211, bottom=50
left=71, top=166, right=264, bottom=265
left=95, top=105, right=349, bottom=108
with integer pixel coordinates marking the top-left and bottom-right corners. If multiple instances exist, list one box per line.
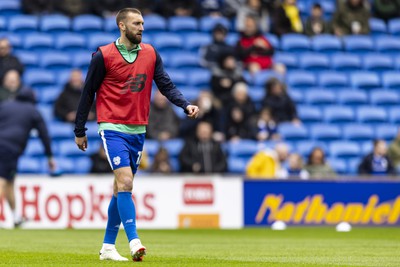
left=74, top=8, right=199, bottom=262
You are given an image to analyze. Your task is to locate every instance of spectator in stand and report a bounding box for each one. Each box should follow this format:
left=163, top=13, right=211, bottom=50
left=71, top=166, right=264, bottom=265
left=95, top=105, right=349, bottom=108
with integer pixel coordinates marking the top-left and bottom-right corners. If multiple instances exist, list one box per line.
left=236, top=15, right=274, bottom=74
left=262, top=77, right=299, bottom=124
left=388, top=128, right=400, bottom=169
left=373, top=0, right=400, bottom=22
left=246, top=143, right=290, bottom=178
left=286, top=153, right=309, bottom=179
left=150, top=147, right=173, bottom=174
left=0, top=38, right=24, bottom=83
left=304, top=147, right=336, bottom=178
left=200, top=24, right=234, bottom=69
left=249, top=107, right=280, bottom=141
left=304, top=3, right=331, bottom=36
left=332, top=0, right=370, bottom=36
left=236, top=0, right=271, bottom=33
left=147, top=91, right=180, bottom=141
left=90, top=146, right=112, bottom=174
left=179, top=121, right=227, bottom=173
left=54, top=69, right=96, bottom=123
left=156, top=0, right=200, bottom=17
left=225, top=82, right=256, bottom=140
left=54, top=0, right=90, bottom=17
left=92, top=0, right=134, bottom=17
left=272, top=0, right=303, bottom=36
left=0, top=70, right=32, bottom=102
left=22, top=0, right=53, bottom=14
left=198, top=0, right=225, bottom=16
left=210, top=53, right=245, bottom=106
left=359, top=139, right=395, bottom=176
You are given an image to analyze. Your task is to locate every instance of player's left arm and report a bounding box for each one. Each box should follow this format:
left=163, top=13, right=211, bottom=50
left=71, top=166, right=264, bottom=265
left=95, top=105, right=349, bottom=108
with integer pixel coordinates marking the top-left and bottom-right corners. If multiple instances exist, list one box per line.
left=153, top=49, right=199, bottom=119
left=33, top=108, right=56, bottom=172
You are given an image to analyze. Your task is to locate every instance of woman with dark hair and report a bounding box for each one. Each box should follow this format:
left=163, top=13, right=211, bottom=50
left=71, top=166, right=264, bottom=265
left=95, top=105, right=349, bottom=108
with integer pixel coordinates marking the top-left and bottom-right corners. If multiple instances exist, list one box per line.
left=262, top=77, right=299, bottom=123
left=304, top=147, right=336, bottom=178
left=150, top=147, right=172, bottom=174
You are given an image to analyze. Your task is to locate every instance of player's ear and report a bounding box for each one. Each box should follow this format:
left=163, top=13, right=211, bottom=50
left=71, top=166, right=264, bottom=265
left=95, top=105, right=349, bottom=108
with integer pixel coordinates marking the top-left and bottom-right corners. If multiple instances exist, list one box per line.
left=119, top=21, right=126, bottom=31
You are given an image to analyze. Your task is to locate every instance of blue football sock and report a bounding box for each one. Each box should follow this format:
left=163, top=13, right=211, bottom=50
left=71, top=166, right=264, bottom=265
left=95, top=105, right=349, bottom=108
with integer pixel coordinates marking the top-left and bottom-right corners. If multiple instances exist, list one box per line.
left=117, top=192, right=138, bottom=242
left=103, top=196, right=121, bottom=245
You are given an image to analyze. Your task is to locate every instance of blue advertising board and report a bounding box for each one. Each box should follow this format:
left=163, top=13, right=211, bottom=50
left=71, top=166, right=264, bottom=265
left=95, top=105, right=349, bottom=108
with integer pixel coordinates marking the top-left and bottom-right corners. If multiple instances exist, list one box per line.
left=244, top=180, right=400, bottom=226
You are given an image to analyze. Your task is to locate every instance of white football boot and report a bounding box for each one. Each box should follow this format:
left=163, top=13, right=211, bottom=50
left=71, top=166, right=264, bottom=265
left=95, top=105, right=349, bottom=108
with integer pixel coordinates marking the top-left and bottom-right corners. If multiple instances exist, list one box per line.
left=99, top=247, right=129, bottom=261
left=130, top=239, right=147, bottom=262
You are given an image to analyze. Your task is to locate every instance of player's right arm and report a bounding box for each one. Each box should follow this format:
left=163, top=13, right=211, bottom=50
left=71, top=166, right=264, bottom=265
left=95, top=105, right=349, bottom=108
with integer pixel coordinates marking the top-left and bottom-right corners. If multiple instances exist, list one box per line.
left=74, top=50, right=106, bottom=151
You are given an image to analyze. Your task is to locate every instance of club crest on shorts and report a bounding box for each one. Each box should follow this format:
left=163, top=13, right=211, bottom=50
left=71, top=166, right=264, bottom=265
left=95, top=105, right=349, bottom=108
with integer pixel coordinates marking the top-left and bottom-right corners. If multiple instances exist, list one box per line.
left=113, top=156, right=121, bottom=166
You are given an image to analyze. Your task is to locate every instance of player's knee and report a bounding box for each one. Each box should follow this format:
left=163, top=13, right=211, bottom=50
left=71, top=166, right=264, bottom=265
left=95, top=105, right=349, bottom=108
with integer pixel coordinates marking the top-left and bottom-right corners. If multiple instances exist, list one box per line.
left=117, top=176, right=133, bottom=192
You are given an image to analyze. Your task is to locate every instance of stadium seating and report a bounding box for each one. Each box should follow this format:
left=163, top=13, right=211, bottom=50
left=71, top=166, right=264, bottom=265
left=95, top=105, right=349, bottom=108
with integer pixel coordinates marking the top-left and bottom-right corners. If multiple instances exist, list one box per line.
left=318, top=71, right=348, bottom=88
left=375, top=124, right=398, bottom=141
left=227, top=140, right=259, bottom=158
left=24, top=69, right=56, bottom=87
left=281, top=34, right=311, bottom=52
left=299, top=53, right=330, bottom=70
left=350, top=71, right=380, bottom=89
left=324, top=106, right=355, bottom=123
left=40, top=15, right=71, bottom=33
left=388, top=18, right=400, bottom=35
left=274, top=53, right=298, bottom=70
left=297, top=105, right=322, bottom=123
left=343, top=124, right=374, bottom=141
left=0, top=0, right=21, bottom=15
left=329, top=141, right=361, bottom=158
left=369, top=18, right=387, bottom=36
left=310, top=124, right=341, bottom=141
left=375, top=36, right=400, bottom=54
left=72, top=15, right=103, bottom=33
left=305, top=89, right=336, bottom=105
left=279, top=123, right=309, bottom=141
left=369, top=90, right=400, bottom=106
left=199, top=16, right=230, bottom=32
left=311, top=34, right=342, bottom=53
left=343, top=36, right=374, bottom=53
left=24, top=33, right=53, bottom=51
left=40, top=52, right=72, bottom=70
left=169, top=16, right=198, bottom=32
left=331, top=53, right=362, bottom=71
left=184, top=33, right=211, bottom=51
left=8, top=15, right=38, bottom=32
left=362, top=54, right=394, bottom=71
left=287, top=71, right=316, bottom=88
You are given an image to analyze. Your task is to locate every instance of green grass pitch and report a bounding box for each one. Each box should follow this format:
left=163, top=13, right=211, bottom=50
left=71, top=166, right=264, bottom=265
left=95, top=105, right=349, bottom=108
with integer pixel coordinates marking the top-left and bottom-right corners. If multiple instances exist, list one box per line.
left=0, top=228, right=399, bottom=266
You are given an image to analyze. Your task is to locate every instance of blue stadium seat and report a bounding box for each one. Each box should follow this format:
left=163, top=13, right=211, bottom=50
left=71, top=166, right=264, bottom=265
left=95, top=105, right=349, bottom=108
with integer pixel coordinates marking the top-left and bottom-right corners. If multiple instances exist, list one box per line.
left=104, top=17, right=118, bottom=32
left=226, top=33, right=239, bottom=46
left=297, top=105, right=322, bottom=123
left=1, top=33, right=22, bottom=48
left=199, top=16, right=230, bottom=32
left=228, top=156, right=247, bottom=174
left=40, top=14, right=70, bottom=32
left=58, top=140, right=84, bottom=157
left=357, top=106, right=387, bottom=123
left=142, top=15, right=167, bottom=32
left=343, top=36, right=374, bottom=53
left=55, top=156, right=75, bottom=173
left=370, top=90, right=400, bottom=106
left=37, top=103, right=54, bottom=122
left=72, top=51, right=92, bottom=69
left=369, top=18, right=387, bottom=35
left=85, top=122, right=100, bottom=141
left=18, top=156, right=43, bottom=173
left=184, top=33, right=211, bottom=51
left=324, top=105, right=355, bottom=123
left=24, top=69, right=56, bottom=87
left=375, top=36, right=400, bottom=54
left=168, top=52, right=200, bottom=69
left=143, top=140, right=160, bottom=157
left=0, top=0, right=21, bottom=15
left=318, top=71, right=348, bottom=88
left=227, top=139, right=259, bottom=158
left=48, top=122, right=74, bottom=139
left=298, top=53, right=330, bottom=70
left=40, top=52, right=72, bottom=70
left=361, top=141, right=373, bottom=155
left=288, top=89, right=303, bottom=104
left=169, top=16, right=198, bottom=32
left=388, top=18, right=400, bottom=35
left=362, top=54, right=394, bottom=71
left=281, top=34, right=311, bottom=52
left=327, top=158, right=347, bottom=174
left=273, top=53, right=298, bottom=70
left=24, top=139, right=46, bottom=157
left=74, top=157, right=92, bottom=174
left=56, top=69, right=73, bottom=86
left=188, top=69, right=211, bottom=87
left=152, top=33, right=183, bottom=52
left=338, top=90, right=368, bottom=105
left=253, top=70, right=283, bottom=86
left=329, top=141, right=361, bottom=158
left=0, top=16, right=6, bottom=30
left=38, top=86, right=62, bottom=104
left=331, top=53, right=361, bottom=71
left=348, top=158, right=361, bottom=174
left=162, top=139, right=184, bottom=157
left=319, top=0, right=335, bottom=16
left=343, top=124, right=374, bottom=141
left=248, top=87, right=265, bottom=104
left=165, top=69, right=187, bottom=86
left=265, top=34, right=279, bottom=49
left=178, top=86, right=200, bottom=101
left=8, top=15, right=38, bottom=32
left=296, top=141, right=328, bottom=157
left=389, top=107, right=400, bottom=123
left=311, top=34, right=342, bottom=53
left=55, top=33, right=86, bottom=51
left=15, top=51, right=39, bottom=68
left=375, top=124, right=398, bottom=141
left=382, top=71, right=400, bottom=89
left=87, top=33, right=116, bottom=50
left=279, top=123, right=309, bottom=141
left=24, top=33, right=54, bottom=51
left=286, top=71, right=316, bottom=88
left=305, top=89, right=336, bottom=105
left=72, top=15, right=103, bottom=33
left=310, top=124, right=341, bottom=141
left=350, top=71, right=380, bottom=89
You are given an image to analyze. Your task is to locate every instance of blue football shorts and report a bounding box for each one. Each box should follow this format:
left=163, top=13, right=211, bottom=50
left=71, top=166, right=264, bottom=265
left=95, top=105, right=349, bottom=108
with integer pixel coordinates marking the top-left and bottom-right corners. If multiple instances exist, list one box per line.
left=0, top=156, right=17, bottom=181
left=99, top=130, right=145, bottom=173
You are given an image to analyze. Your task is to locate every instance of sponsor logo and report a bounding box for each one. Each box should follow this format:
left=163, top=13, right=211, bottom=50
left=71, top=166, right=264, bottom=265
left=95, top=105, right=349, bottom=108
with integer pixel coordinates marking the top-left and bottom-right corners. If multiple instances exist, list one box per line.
left=183, top=183, right=214, bottom=205
left=121, top=74, right=147, bottom=94
left=113, top=156, right=121, bottom=166
left=178, top=214, right=220, bottom=229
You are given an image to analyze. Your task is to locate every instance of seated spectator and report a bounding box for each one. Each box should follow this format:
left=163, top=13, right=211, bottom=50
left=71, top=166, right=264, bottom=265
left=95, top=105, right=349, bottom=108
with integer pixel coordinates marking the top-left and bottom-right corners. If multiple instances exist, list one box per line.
left=22, top=0, right=53, bottom=14
left=286, top=153, right=309, bottom=179
left=147, top=91, right=180, bottom=141
left=150, top=147, right=172, bottom=174
left=358, top=139, right=395, bottom=176
left=0, top=38, right=24, bottom=82
left=249, top=107, right=280, bottom=141
left=90, top=146, right=112, bottom=174
left=262, top=78, right=299, bottom=124
left=388, top=128, right=400, bottom=168
left=304, top=3, right=331, bottom=36
left=272, top=0, right=303, bottom=36
left=92, top=0, right=135, bottom=17
left=225, top=82, right=256, bottom=140
left=0, top=70, right=32, bottom=102
left=179, top=121, right=227, bottom=173
left=201, top=24, right=234, bottom=69
left=236, top=0, right=270, bottom=33
left=304, top=147, right=336, bottom=178
left=156, top=0, right=200, bottom=17
left=246, top=143, right=290, bottom=179
left=210, top=53, right=245, bottom=106
left=332, top=0, right=370, bottom=36
left=373, top=0, right=400, bottom=22
left=198, top=0, right=224, bottom=16
left=54, top=0, right=90, bottom=17
left=236, top=15, right=274, bottom=74
left=54, top=69, right=96, bottom=123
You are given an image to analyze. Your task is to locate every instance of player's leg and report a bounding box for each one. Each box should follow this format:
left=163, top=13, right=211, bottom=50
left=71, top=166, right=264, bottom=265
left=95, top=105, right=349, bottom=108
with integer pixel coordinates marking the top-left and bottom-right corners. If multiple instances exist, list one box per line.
left=5, top=179, right=22, bottom=227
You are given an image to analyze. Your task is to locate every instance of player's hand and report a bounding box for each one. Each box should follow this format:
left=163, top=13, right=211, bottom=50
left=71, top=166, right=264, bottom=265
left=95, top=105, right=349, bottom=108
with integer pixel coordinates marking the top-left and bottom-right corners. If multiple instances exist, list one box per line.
left=186, top=105, right=199, bottom=119
left=75, top=135, right=88, bottom=151
left=47, top=157, right=56, bottom=172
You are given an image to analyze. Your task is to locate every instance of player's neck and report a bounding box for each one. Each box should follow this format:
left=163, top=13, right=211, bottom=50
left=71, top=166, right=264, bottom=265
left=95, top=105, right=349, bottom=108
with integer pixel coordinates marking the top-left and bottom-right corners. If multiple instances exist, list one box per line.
left=119, top=36, right=137, bottom=51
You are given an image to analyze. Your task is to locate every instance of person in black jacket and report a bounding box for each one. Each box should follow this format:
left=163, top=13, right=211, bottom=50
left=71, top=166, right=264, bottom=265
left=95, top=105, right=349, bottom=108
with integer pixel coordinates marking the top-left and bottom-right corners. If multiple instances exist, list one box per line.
left=0, top=38, right=24, bottom=82
left=179, top=121, right=227, bottom=173
left=0, top=86, right=55, bottom=227
left=358, top=139, right=396, bottom=176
